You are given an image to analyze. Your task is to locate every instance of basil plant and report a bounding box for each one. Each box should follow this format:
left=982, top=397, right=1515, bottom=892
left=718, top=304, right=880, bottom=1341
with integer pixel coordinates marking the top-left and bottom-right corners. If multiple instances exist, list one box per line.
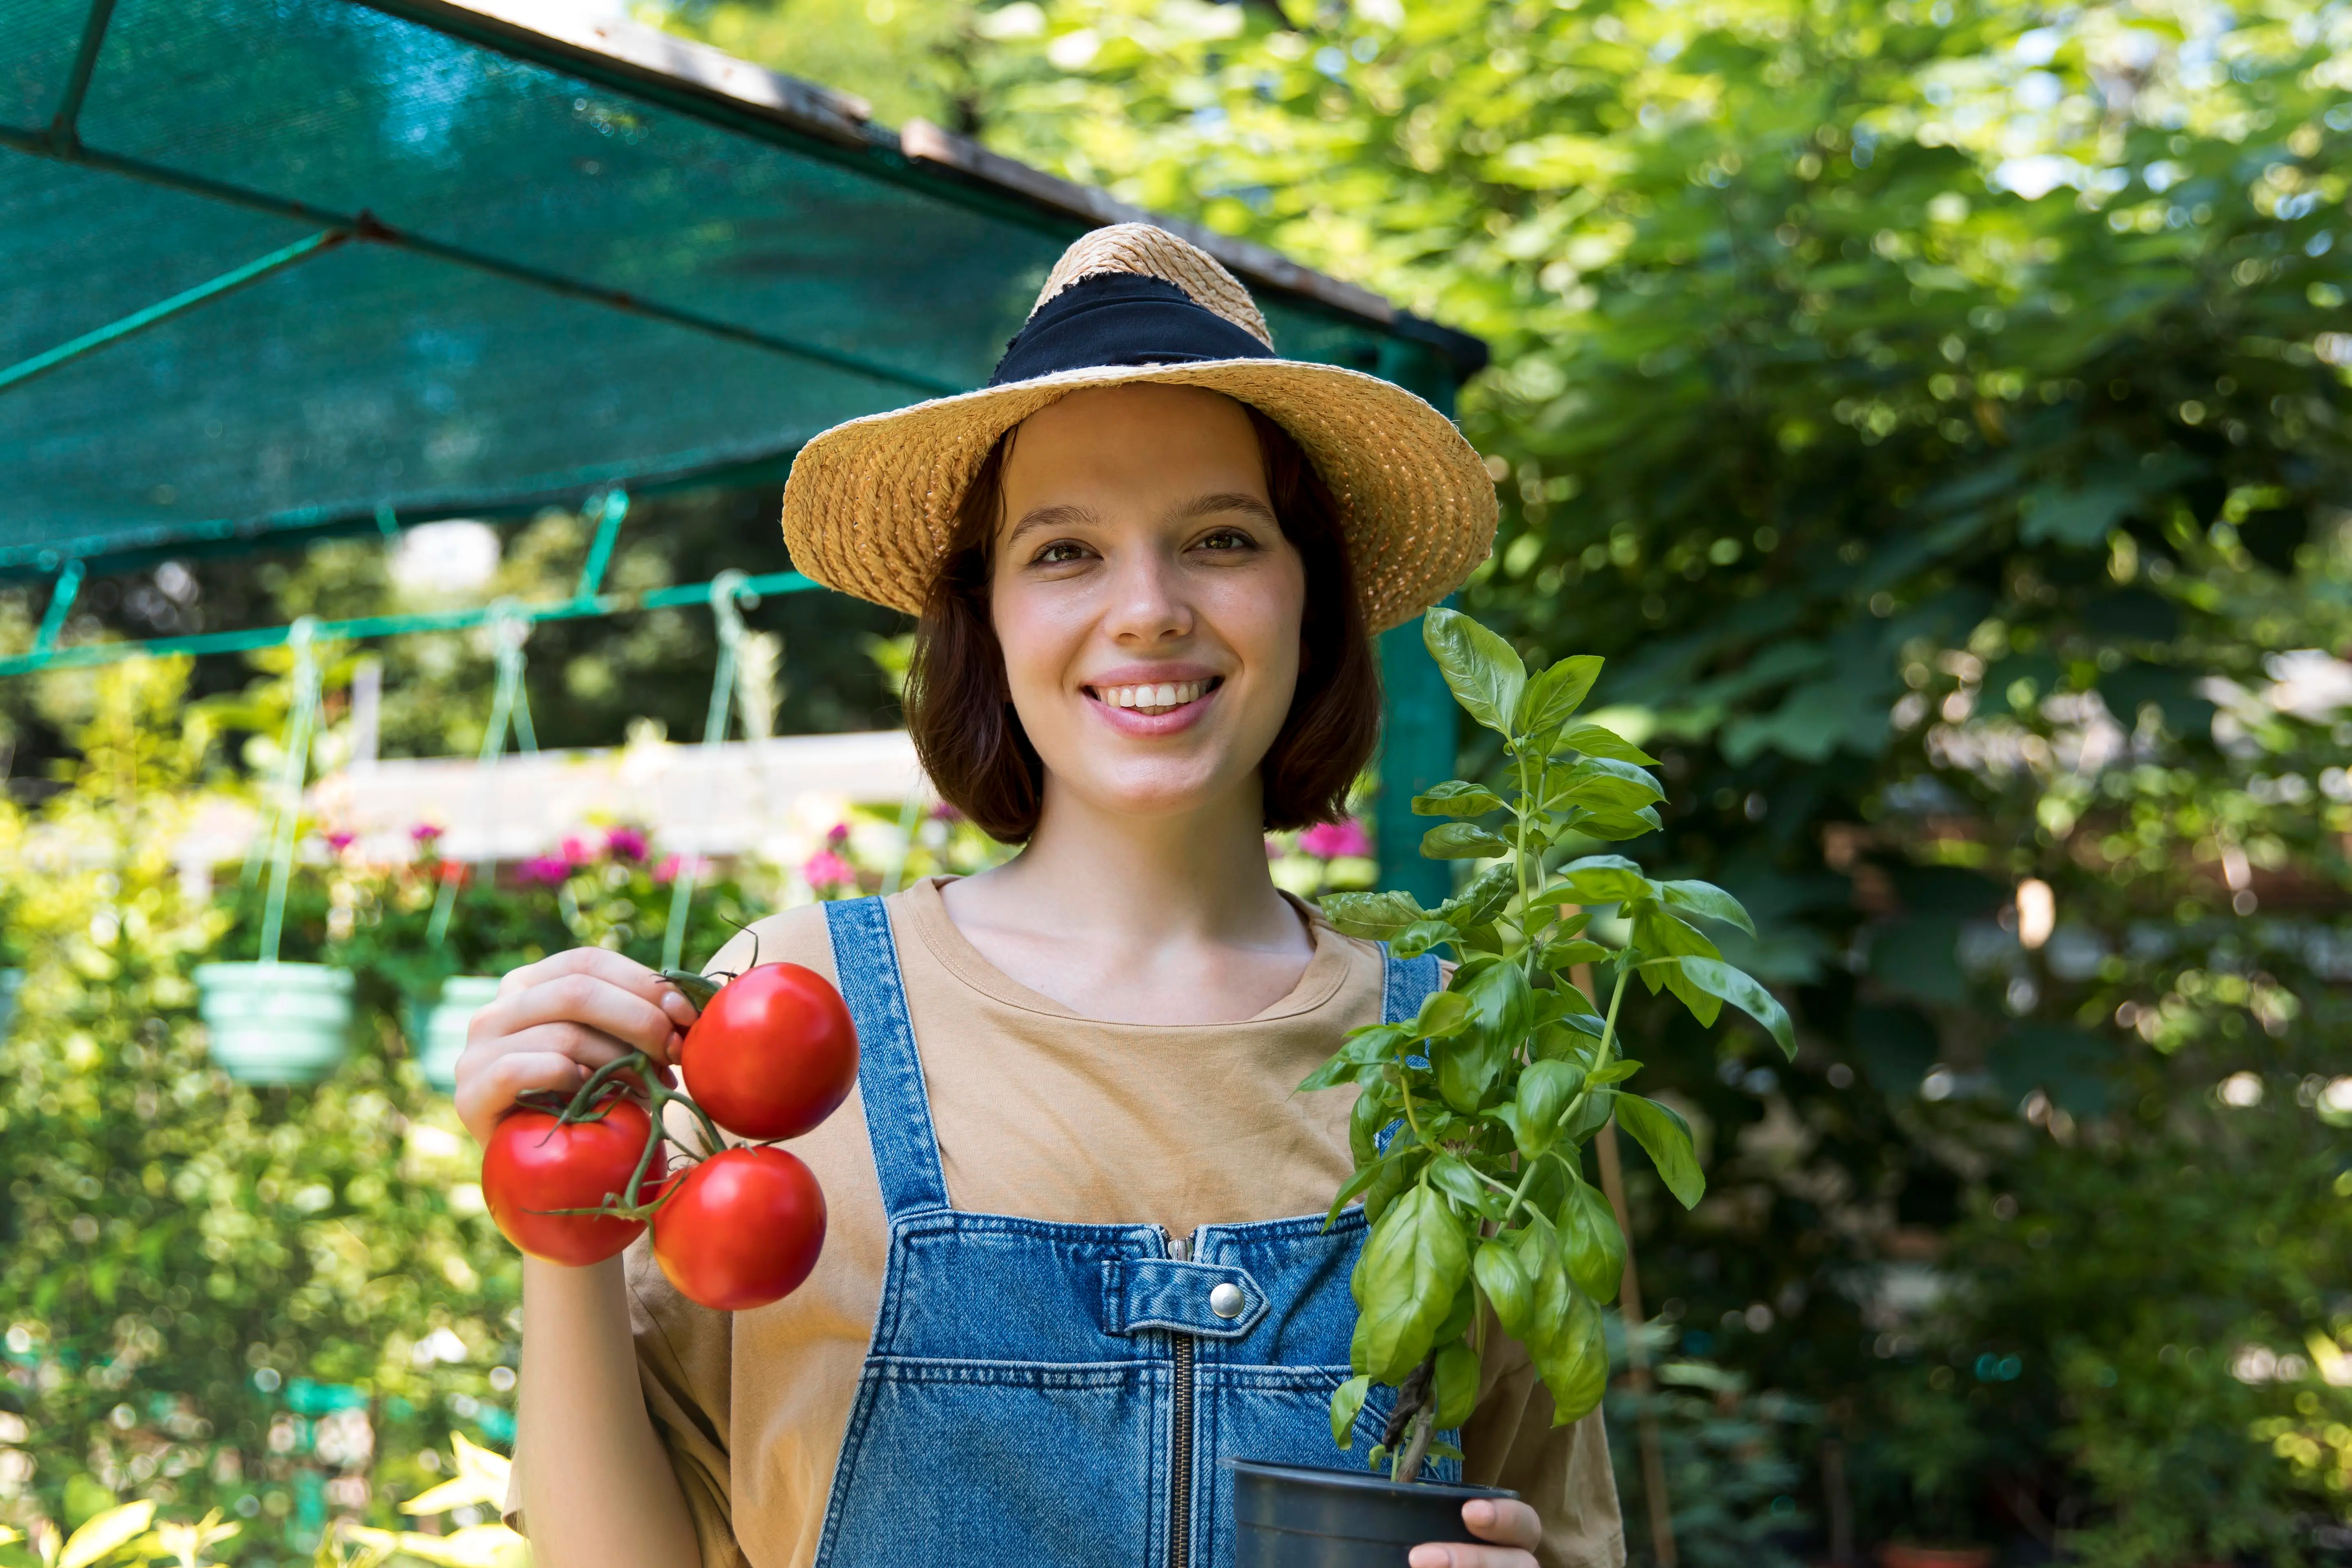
left=1308, top=607, right=1794, bottom=1482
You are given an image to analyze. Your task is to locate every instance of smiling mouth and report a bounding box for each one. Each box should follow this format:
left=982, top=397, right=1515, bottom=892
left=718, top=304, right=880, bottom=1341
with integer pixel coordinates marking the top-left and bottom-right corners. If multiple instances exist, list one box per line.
left=1085, top=677, right=1223, bottom=716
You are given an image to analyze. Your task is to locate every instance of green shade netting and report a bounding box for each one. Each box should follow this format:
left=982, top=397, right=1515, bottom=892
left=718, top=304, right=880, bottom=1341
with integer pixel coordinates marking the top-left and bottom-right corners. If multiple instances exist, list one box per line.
left=1, top=0, right=1475, bottom=576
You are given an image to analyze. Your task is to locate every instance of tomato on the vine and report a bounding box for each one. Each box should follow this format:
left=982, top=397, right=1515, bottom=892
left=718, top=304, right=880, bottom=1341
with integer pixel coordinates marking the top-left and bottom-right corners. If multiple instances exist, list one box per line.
left=677, top=962, right=858, bottom=1141
left=482, top=1097, right=664, bottom=1266
left=651, top=1145, right=826, bottom=1311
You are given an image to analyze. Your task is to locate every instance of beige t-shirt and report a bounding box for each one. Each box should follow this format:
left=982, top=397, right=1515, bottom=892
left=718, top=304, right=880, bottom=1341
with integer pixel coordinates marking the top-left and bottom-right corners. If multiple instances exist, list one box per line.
left=514, top=878, right=1624, bottom=1568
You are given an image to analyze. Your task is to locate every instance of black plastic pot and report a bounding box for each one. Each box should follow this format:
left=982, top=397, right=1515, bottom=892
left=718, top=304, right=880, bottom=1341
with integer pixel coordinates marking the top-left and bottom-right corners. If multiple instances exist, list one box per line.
left=1229, top=1458, right=1519, bottom=1567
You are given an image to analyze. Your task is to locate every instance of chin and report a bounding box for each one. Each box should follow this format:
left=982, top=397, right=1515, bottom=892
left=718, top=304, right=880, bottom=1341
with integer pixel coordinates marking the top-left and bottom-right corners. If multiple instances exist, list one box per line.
left=1060, top=761, right=1248, bottom=822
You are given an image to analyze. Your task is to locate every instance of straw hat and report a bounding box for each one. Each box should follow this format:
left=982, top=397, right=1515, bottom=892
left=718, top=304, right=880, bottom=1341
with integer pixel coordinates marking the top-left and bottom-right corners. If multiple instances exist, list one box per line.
left=779, top=224, right=1495, bottom=633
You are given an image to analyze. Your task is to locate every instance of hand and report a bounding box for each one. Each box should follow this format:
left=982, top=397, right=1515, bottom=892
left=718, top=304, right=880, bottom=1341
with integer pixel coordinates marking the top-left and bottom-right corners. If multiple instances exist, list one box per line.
left=454, top=948, right=699, bottom=1145
left=1409, top=1497, right=1543, bottom=1568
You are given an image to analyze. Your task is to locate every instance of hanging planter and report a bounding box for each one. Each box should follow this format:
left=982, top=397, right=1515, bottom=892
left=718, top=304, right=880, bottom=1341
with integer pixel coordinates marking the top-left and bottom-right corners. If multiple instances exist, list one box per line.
left=198, top=618, right=359, bottom=1087
left=194, top=960, right=356, bottom=1085
left=408, top=974, right=502, bottom=1093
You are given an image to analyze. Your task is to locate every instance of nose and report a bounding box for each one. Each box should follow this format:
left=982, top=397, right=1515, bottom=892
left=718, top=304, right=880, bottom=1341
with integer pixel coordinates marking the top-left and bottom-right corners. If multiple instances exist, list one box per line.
left=1101, top=545, right=1193, bottom=646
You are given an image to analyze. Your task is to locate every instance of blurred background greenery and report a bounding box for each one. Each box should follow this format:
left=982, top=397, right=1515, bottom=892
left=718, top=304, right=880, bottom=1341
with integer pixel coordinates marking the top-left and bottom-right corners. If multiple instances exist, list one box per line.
left=3, top=0, right=2350, bottom=1563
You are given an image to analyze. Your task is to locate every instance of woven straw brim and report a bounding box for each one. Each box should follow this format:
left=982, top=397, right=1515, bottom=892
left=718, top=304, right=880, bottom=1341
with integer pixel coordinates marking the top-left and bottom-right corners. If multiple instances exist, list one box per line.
left=780, top=358, right=1497, bottom=635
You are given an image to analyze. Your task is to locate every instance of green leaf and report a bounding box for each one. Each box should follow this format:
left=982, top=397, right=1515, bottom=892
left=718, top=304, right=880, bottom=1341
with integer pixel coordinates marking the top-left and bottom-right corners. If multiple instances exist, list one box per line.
left=1425, top=1153, right=1493, bottom=1215
left=1635, top=908, right=1722, bottom=962
left=1558, top=854, right=1653, bottom=903
left=1512, top=1058, right=1586, bottom=1157
left=59, top=1502, right=157, bottom=1568
left=1351, top=1184, right=1473, bottom=1384
left=1391, top=919, right=1458, bottom=959
left=1657, top=879, right=1757, bottom=936
left=1535, top=935, right=1610, bottom=973
left=1515, top=654, right=1604, bottom=741
left=1574, top=806, right=1664, bottom=841
left=1320, top=890, right=1429, bottom=940
left=1529, top=1285, right=1609, bottom=1424
left=1473, top=1237, right=1535, bottom=1339
left=1361, top=1152, right=1415, bottom=1226
left=1298, top=1023, right=1416, bottom=1092
left=1558, top=1179, right=1625, bottom=1302
left=1439, top=863, right=1519, bottom=930
left=1557, top=756, right=1665, bottom=812
left=1613, top=1095, right=1706, bottom=1208
left=1414, top=988, right=1473, bottom=1039
left=1563, top=1085, right=1617, bottom=1142
left=1412, top=780, right=1506, bottom=817
left=1466, top=956, right=1535, bottom=1044
left=1424, top=606, right=1528, bottom=737
left=1422, top=823, right=1512, bottom=860
left=1676, top=957, right=1797, bottom=1058
left=1584, top=1059, right=1642, bottom=1086
left=1326, top=1144, right=1404, bottom=1226
left=1432, top=1342, right=1482, bottom=1429
left=1552, top=722, right=1657, bottom=765
left=1347, top=1082, right=1396, bottom=1166
left=1330, top=1374, right=1372, bottom=1450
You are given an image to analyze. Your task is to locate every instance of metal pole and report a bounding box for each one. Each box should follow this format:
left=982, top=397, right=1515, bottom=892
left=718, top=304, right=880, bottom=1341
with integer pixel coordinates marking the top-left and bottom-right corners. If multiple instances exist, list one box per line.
left=31, top=560, right=85, bottom=653
left=46, top=0, right=121, bottom=146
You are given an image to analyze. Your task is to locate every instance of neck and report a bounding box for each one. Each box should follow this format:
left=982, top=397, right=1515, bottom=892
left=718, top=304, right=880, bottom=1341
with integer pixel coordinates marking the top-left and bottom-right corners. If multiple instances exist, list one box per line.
left=980, top=777, right=1298, bottom=949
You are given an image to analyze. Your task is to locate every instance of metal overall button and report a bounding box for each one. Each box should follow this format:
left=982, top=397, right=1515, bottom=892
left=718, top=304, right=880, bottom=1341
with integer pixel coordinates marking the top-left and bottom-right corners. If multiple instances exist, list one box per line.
left=1208, top=1281, right=1246, bottom=1319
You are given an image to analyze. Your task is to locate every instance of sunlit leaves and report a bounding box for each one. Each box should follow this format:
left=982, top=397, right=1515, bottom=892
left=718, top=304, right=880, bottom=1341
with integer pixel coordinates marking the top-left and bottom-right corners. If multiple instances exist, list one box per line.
left=1423, top=607, right=1526, bottom=737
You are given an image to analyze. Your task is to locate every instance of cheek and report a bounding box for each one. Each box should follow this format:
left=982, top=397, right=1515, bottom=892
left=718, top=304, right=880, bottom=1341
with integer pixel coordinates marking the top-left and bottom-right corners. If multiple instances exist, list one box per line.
left=987, top=578, right=1079, bottom=717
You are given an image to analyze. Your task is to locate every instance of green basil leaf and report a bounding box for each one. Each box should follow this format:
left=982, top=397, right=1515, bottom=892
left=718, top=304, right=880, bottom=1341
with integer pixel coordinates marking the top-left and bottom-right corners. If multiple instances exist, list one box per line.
left=1675, top=957, right=1797, bottom=1058
left=1514, top=654, right=1604, bottom=741
left=1347, top=1082, right=1396, bottom=1167
left=1534, top=983, right=1603, bottom=1024
left=1563, top=1085, right=1617, bottom=1142
left=1320, top=890, right=1429, bottom=940
left=1361, top=1150, right=1416, bottom=1226
left=1391, top=919, right=1460, bottom=960
left=1423, top=606, right=1528, bottom=738
left=1558, top=1177, right=1625, bottom=1303
left=1466, top=957, right=1535, bottom=1047
left=1536, top=936, right=1611, bottom=973
left=1635, top=908, right=1722, bottom=961
left=1329, top=1144, right=1407, bottom=1227
left=1435, top=1029, right=1500, bottom=1114
left=1656, top=878, right=1757, bottom=936
left=1552, top=722, right=1657, bottom=765
left=1573, top=807, right=1664, bottom=841
left=1432, top=1343, right=1482, bottom=1430
left=1353, top=1185, right=1472, bottom=1385
left=1422, top=823, right=1513, bottom=860
left=1298, top=1023, right=1417, bottom=1092
left=1439, top=863, right=1519, bottom=930
left=1584, top=1059, right=1642, bottom=1086
left=1530, top=1285, right=1609, bottom=1425
left=1330, top=1373, right=1372, bottom=1450
left=1415, top=987, right=1474, bottom=1039
left=1512, top=1058, right=1586, bottom=1157
left=1558, top=854, right=1653, bottom=903
left=1613, top=1094, right=1706, bottom=1209
left=1425, top=1153, right=1492, bottom=1215
left=1473, top=1238, right=1535, bottom=1339
left=1412, top=780, right=1507, bottom=817
left=1524, top=885, right=1583, bottom=913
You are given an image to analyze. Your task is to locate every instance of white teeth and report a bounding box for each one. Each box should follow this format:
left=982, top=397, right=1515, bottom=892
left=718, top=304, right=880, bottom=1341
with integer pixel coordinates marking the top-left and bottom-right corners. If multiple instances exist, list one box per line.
left=1099, top=680, right=1209, bottom=712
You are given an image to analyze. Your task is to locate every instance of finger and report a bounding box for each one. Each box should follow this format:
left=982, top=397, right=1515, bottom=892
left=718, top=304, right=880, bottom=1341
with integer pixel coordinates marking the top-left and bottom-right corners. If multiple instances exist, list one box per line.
left=463, top=1021, right=646, bottom=1082
left=501, top=948, right=699, bottom=1030
left=1406, top=1546, right=1537, bottom=1568
left=454, top=1049, right=585, bottom=1143
left=1462, top=1499, right=1543, bottom=1550
left=473, top=972, right=685, bottom=1062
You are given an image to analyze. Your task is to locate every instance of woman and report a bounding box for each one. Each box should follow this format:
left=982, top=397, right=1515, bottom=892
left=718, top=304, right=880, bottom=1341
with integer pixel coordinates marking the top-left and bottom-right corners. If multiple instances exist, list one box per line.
left=458, top=226, right=1623, bottom=1568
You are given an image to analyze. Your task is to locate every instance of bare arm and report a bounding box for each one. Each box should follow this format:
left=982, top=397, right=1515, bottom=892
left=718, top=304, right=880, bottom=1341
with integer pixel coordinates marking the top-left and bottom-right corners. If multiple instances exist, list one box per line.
left=458, top=948, right=708, bottom=1568
left=518, top=1257, right=702, bottom=1568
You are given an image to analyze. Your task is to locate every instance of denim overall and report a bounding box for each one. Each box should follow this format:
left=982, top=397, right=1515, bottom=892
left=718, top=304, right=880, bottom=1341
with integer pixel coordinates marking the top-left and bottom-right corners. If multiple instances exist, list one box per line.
left=813, top=895, right=1451, bottom=1568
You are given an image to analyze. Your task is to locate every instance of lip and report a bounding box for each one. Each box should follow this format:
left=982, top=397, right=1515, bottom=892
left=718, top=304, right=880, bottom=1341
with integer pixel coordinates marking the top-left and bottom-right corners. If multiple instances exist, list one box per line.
left=1081, top=666, right=1226, bottom=738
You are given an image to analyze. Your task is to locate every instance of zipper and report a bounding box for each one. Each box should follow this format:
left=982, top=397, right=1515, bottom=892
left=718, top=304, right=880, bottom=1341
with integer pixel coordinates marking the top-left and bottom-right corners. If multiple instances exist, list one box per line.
left=1167, top=1231, right=1196, bottom=1568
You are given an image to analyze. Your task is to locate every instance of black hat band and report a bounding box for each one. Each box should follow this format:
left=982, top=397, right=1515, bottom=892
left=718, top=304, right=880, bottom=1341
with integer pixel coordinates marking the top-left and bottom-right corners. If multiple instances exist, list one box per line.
left=987, top=273, right=1275, bottom=388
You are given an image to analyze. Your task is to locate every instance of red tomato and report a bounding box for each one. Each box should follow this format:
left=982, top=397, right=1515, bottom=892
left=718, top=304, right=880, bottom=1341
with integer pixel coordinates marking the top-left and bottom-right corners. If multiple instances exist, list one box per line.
left=481, top=1098, right=664, bottom=1266
left=650, top=1145, right=826, bottom=1311
left=678, top=962, right=858, bottom=1141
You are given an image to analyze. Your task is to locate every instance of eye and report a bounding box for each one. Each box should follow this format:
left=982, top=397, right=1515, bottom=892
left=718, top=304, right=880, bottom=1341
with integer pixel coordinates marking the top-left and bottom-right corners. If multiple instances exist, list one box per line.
left=1194, top=527, right=1259, bottom=553
left=1031, top=540, right=1092, bottom=565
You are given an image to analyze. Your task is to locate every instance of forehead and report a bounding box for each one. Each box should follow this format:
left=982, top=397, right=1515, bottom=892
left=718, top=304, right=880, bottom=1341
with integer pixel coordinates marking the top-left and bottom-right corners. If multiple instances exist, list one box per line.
left=1002, top=384, right=1267, bottom=505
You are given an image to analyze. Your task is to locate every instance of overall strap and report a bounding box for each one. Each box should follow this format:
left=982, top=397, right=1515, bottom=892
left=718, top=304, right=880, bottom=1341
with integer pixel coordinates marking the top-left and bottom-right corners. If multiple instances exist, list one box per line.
left=822, top=896, right=951, bottom=1219
left=1380, top=946, right=1442, bottom=1025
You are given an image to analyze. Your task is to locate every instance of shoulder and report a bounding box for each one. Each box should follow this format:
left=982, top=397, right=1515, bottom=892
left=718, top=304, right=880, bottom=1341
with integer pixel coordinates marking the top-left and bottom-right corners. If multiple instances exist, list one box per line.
left=706, top=899, right=842, bottom=983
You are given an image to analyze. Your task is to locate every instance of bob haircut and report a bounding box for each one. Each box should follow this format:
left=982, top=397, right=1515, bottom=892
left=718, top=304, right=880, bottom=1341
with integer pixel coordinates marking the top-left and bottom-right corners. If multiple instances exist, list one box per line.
left=904, top=401, right=1382, bottom=844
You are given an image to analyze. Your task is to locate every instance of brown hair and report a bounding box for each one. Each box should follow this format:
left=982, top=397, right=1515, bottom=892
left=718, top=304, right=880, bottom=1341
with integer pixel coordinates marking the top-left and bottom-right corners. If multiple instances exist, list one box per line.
left=905, top=402, right=1381, bottom=844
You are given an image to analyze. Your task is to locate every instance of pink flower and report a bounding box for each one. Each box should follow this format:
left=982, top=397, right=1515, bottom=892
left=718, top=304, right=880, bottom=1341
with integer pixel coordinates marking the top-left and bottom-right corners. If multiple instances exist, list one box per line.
left=325, top=830, right=356, bottom=853
left=560, top=834, right=595, bottom=865
left=605, top=827, right=649, bottom=862
left=514, top=855, right=572, bottom=886
left=802, top=849, right=857, bottom=890
left=654, top=854, right=707, bottom=886
left=825, top=822, right=851, bottom=848
left=411, top=823, right=445, bottom=844
left=930, top=801, right=965, bottom=823
left=1299, top=819, right=1372, bottom=860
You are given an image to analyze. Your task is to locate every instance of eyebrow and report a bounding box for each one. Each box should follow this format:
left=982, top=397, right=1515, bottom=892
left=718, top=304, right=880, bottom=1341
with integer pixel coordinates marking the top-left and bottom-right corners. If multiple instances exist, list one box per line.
left=1002, top=491, right=1280, bottom=550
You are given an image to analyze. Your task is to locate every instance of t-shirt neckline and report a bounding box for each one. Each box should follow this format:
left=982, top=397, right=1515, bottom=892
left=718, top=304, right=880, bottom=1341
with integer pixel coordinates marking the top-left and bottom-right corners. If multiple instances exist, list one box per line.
left=897, top=875, right=1355, bottom=1026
